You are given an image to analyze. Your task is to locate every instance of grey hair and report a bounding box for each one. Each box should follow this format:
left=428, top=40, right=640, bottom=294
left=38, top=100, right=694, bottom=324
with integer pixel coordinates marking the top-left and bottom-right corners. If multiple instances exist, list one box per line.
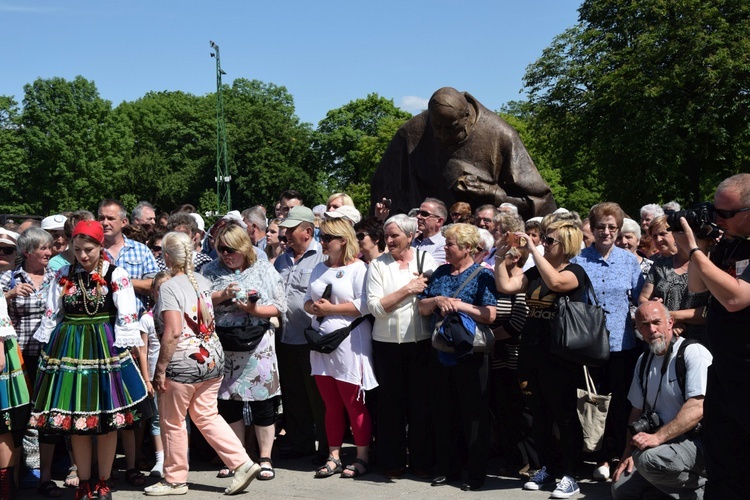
left=477, top=228, right=494, bottom=253
left=640, top=203, right=664, bottom=219
left=662, top=201, right=681, bottom=212
left=621, top=218, right=641, bottom=240
left=423, top=197, right=448, bottom=220
left=384, top=214, right=418, bottom=239
left=131, top=201, right=155, bottom=222
left=18, top=227, right=53, bottom=255
left=498, top=202, right=519, bottom=215
left=241, top=206, right=267, bottom=231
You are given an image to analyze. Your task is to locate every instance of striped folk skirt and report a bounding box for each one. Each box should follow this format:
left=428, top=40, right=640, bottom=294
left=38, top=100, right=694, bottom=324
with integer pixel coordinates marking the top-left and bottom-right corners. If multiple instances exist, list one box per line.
left=0, top=336, right=31, bottom=434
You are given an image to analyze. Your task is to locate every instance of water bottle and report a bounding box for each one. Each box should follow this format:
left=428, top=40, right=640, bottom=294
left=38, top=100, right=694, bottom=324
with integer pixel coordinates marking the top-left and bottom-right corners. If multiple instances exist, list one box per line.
left=234, top=270, right=247, bottom=302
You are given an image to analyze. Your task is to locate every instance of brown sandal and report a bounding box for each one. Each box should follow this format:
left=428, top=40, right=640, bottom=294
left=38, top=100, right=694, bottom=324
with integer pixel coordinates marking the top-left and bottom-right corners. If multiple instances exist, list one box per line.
left=314, top=457, right=342, bottom=478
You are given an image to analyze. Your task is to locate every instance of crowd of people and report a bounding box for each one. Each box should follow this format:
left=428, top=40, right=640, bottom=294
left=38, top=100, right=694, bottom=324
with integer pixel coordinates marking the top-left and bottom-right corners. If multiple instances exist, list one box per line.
left=0, top=173, right=748, bottom=499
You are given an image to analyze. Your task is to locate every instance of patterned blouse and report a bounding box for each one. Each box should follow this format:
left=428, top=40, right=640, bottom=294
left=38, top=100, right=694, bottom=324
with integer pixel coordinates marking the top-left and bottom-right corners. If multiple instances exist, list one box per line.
left=201, top=259, right=287, bottom=401
left=0, top=266, right=56, bottom=357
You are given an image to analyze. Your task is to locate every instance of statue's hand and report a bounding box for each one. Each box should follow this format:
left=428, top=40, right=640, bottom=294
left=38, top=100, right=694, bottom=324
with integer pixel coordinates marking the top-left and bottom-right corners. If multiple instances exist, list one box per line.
left=452, top=175, right=506, bottom=204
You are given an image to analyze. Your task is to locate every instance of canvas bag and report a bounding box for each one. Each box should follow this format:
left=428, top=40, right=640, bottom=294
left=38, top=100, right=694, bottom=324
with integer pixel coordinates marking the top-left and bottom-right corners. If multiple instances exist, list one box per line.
left=577, top=365, right=611, bottom=452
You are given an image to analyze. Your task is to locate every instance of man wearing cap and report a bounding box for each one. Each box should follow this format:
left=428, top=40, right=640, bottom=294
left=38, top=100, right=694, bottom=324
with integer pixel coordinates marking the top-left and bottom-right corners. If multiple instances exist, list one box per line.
left=0, top=229, right=18, bottom=274
left=98, top=199, right=158, bottom=312
left=41, top=214, right=68, bottom=258
left=273, top=206, right=328, bottom=461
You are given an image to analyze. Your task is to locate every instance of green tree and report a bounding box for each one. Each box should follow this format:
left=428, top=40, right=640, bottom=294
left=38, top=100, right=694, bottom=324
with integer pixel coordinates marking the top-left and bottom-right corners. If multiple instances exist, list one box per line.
left=0, top=96, right=32, bottom=213
left=224, top=79, right=316, bottom=210
left=21, top=76, right=134, bottom=213
left=114, top=90, right=215, bottom=211
left=524, top=0, right=750, bottom=214
left=313, top=94, right=411, bottom=211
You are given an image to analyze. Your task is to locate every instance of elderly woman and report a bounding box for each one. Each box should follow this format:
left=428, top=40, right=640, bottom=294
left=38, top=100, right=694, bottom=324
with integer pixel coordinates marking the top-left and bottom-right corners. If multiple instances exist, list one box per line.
left=0, top=294, right=31, bottom=496
left=637, top=215, right=709, bottom=344
left=571, top=202, right=644, bottom=482
left=32, top=221, right=148, bottom=500
left=148, top=231, right=259, bottom=496
left=304, top=218, right=376, bottom=479
left=365, top=214, right=437, bottom=478
left=418, top=223, right=497, bottom=491
left=0, top=229, right=18, bottom=274
left=616, top=218, right=653, bottom=280
left=202, top=224, right=286, bottom=481
left=496, top=217, right=587, bottom=498
left=353, top=216, right=385, bottom=264
left=0, top=227, right=65, bottom=495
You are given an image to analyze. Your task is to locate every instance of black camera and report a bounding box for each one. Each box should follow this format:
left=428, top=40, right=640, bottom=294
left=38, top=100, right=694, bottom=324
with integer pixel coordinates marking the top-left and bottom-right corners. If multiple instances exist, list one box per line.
left=628, top=410, right=661, bottom=435
left=665, top=202, right=720, bottom=239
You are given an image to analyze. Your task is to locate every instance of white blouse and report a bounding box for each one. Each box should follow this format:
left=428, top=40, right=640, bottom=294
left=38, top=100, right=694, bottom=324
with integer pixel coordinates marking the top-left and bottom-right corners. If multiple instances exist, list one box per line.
left=34, top=261, right=143, bottom=348
left=0, top=295, right=17, bottom=341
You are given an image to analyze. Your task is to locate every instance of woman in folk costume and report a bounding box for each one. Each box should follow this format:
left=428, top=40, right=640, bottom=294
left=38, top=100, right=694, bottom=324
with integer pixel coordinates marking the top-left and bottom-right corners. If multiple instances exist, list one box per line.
left=0, top=293, right=31, bottom=499
left=30, top=220, right=148, bottom=500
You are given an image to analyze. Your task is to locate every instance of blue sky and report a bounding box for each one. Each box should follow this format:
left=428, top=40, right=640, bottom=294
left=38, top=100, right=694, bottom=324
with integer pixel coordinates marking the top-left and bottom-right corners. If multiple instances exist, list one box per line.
left=0, top=0, right=582, bottom=126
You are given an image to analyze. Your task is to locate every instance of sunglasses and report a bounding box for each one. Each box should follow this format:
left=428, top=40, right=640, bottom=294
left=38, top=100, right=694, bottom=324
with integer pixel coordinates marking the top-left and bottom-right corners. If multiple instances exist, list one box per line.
left=278, top=235, right=287, bottom=244
left=217, top=245, right=237, bottom=254
left=320, top=233, right=342, bottom=244
left=355, top=232, right=368, bottom=241
left=542, top=236, right=560, bottom=246
left=150, top=245, right=162, bottom=252
left=713, top=206, right=750, bottom=219
left=0, top=247, right=15, bottom=255
left=417, top=210, right=439, bottom=219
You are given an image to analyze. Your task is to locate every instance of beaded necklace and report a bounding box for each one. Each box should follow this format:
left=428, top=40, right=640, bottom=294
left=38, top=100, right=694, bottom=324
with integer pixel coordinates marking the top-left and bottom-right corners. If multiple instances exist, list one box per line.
left=78, top=272, right=104, bottom=316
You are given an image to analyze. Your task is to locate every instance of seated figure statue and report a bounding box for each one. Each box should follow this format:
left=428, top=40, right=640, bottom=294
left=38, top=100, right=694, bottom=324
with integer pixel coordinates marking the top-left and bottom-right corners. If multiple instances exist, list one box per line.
left=370, top=87, right=556, bottom=220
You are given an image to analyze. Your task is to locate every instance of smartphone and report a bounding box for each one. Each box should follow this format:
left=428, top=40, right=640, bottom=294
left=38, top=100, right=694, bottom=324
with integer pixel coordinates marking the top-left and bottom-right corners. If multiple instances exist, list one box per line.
left=382, top=198, right=392, bottom=209
left=507, top=233, right=520, bottom=247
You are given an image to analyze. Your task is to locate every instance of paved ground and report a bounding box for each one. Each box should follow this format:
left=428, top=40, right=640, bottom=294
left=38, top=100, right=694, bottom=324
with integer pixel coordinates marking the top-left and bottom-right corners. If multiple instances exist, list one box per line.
left=24, top=447, right=614, bottom=500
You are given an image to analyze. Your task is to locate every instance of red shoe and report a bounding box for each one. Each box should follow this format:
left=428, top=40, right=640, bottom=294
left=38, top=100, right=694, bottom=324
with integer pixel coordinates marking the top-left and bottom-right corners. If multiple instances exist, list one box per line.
left=94, top=479, right=112, bottom=500
left=75, top=482, right=94, bottom=500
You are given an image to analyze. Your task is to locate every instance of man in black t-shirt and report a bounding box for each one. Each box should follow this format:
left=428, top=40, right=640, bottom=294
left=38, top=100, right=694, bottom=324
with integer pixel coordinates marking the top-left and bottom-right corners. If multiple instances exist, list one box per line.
left=674, top=173, right=750, bottom=499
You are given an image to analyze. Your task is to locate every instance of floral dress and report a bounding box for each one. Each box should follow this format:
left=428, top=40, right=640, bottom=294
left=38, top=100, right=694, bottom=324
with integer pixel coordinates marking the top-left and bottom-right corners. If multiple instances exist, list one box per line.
left=0, top=295, right=30, bottom=434
left=201, top=259, right=287, bottom=402
left=30, top=261, right=148, bottom=434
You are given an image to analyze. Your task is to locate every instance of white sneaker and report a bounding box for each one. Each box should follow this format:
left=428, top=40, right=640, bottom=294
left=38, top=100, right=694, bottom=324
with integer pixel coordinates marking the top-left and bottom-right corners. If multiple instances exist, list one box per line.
left=551, top=475, right=580, bottom=498
left=592, top=464, right=610, bottom=481
left=144, top=481, right=188, bottom=496
left=224, top=460, right=261, bottom=495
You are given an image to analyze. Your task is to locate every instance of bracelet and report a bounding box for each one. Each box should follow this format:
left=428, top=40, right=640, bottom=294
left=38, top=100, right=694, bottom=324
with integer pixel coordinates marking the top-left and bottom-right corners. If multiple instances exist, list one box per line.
left=494, top=253, right=507, bottom=261
left=688, top=247, right=702, bottom=261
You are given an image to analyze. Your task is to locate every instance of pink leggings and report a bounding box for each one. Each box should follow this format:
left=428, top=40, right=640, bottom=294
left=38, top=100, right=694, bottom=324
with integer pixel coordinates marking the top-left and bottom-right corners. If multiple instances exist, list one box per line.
left=314, top=375, right=372, bottom=447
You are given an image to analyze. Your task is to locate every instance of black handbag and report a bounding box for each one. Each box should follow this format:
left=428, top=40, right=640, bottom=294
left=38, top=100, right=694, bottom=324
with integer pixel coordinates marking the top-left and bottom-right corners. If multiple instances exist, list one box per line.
left=216, top=322, right=269, bottom=352
left=305, top=315, right=372, bottom=354
left=549, top=273, right=610, bottom=367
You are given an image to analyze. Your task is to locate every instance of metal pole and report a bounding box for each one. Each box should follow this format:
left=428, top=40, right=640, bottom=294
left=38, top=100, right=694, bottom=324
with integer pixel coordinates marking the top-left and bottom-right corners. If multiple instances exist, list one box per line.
left=210, top=40, right=231, bottom=214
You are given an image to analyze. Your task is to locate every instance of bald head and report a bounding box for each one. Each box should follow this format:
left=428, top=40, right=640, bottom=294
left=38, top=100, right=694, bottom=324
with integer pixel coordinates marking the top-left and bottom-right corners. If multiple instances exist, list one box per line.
left=635, top=302, right=674, bottom=356
left=428, top=87, right=474, bottom=145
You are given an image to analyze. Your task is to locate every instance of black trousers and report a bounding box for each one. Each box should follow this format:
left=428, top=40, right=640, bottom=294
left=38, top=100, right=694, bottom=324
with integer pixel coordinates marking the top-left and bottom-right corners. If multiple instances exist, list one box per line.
left=704, top=367, right=750, bottom=499
left=489, top=366, right=538, bottom=469
left=430, top=351, right=490, bottom=484
left=517, top=345, right=583, bottom=478
left=372, top=339, right=433, bottom=472
left=276, top=341, right=327, bottom=453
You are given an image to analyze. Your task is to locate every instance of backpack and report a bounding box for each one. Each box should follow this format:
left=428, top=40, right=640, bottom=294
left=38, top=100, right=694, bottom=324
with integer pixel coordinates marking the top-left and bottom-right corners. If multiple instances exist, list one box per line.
left=638, top=338, right=701, bottom=402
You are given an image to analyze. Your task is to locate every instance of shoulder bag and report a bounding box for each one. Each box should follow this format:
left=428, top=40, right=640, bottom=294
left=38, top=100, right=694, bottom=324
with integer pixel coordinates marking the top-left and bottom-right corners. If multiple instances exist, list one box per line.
left=549, top=270, right=610, bottom=367
left=577, top=365, right=611, bottom=452
left=304, top=314, right=373, bottom=354
left=431, top=266, right=495, bottom=355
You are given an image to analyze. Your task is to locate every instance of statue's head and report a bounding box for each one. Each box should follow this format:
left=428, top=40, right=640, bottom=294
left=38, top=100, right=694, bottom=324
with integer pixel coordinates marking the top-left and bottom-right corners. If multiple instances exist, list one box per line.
left=428, top=87, right=472, bottom=145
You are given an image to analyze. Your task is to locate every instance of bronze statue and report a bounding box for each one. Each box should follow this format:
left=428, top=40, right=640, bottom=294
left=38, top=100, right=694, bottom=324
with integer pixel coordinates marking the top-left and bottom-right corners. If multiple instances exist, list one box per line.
left=371, top=87, right=556, bottom=220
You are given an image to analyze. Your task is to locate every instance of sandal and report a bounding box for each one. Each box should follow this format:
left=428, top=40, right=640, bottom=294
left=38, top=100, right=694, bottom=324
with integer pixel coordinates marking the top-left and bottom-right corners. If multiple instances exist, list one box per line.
left=257, top=457, right=275, bottom=481
left=216, top=467, right=234, bottom=478
left=341, top=458, right=369, bottom=478
left=314, top=457, right=343, bottom=478
left=64, top=466, right=79, bottom=488
left=38, top=480, right=64, bottom=498
left=125, top=468, right=146, bottom=487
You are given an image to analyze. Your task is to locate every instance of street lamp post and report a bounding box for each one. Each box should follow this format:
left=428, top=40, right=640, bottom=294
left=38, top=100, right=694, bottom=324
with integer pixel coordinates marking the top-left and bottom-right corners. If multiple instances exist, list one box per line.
left=210, top=40, right=231, bottom=214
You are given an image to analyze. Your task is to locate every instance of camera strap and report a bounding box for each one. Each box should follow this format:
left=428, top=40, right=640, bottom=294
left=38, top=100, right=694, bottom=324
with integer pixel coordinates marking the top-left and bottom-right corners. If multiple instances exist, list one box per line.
left=640, top=341, right=674, bottom=411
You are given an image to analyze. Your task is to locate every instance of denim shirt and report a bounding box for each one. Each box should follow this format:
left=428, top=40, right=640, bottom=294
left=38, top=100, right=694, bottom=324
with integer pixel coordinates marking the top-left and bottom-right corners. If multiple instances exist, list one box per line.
left=274, top=239, right=326, bottom=345
left=572, top=245, right=644, bottom=352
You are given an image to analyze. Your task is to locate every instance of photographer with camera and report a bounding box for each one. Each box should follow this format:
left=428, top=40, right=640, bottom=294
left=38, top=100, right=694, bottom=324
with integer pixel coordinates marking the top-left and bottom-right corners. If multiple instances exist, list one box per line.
left=612, top=302, right=712, bottom=499
left=673, top=173, right=750, bottom=498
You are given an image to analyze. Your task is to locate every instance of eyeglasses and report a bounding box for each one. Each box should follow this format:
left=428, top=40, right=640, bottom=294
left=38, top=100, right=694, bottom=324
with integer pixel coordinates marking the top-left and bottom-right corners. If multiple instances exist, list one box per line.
left=217, top=245, right=237, bottom=254
left=150, top=245, right=162, bottom=252
left=595, top=224, right=619, bottom=233
left=542, top=236, right=560, bottom=246
left=474, top=217, right=493, bottom=225
left=278, top=235, right=287, bottom=244
left=320, top=233, right=342, bottom=244
left=713, top=206, right=750, bottom=219
left=417, top=210, right=440, bottom=219
left=355, top=232, right=368, bottom=241
left=0, top=247, right=15, bottom=255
